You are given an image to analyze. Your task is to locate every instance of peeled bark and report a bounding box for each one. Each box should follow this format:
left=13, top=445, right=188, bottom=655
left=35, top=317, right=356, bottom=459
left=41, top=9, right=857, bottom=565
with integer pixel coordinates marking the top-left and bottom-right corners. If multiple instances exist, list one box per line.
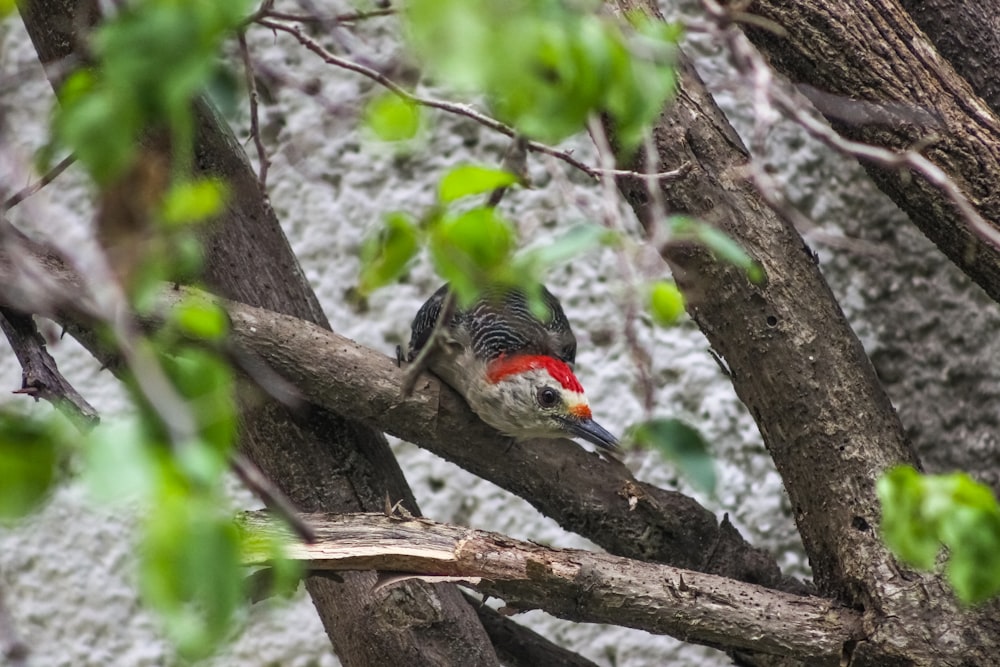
left=241, top=512, right=862, bottom=662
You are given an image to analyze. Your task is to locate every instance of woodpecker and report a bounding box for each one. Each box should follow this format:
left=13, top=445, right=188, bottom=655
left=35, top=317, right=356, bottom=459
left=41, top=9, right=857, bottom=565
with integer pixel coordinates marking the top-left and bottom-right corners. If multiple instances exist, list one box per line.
left=406, top=283, right=618, bottom=450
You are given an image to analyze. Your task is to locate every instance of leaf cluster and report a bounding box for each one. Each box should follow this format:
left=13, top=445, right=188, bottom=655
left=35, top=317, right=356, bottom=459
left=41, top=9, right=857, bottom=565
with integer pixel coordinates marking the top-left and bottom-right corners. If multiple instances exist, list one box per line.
left=404, top=0, right=680, bottom=148
left=878, top=465, right=1000, bottom=604
left=54, top=0, right=254, bottom=183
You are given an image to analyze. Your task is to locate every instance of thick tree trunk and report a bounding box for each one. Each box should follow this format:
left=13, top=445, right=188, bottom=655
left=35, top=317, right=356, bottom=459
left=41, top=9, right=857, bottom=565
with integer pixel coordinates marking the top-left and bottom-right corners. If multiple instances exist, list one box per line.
left=606, top=0, right=1000, bottom=663
left=892, top=0, right=1000, bottom=115
left=14, top=1, right=498, bottom=665
left=740, top=0, right=1000, bottom=305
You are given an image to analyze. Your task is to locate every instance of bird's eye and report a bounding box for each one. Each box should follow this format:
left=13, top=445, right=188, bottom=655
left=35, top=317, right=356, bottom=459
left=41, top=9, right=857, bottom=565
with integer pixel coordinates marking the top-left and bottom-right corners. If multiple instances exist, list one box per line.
left=537, top=387, right=560, bottom=408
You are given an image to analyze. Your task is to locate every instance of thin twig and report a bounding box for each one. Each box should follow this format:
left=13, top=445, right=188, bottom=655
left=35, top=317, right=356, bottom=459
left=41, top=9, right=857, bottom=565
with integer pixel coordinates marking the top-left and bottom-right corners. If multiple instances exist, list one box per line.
left=400, top=289, right=455, bottom=398
left=231, top=451, right=316, bottom=543
left=2, top=154, right=76, bottom=212
left=588, top=116, right=656, bottom=414
left=238, top=33, right=271, bottom=190
left=486, top=135, right=529, bottom=208
left=252, top=18, right=688, bottom=185
left=261, top=8, right=395, bottom=24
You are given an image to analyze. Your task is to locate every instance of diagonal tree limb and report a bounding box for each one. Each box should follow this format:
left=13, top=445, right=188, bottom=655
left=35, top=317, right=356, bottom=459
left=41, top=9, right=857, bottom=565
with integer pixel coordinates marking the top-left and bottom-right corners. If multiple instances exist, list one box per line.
left=736, top=0, right=1000, bottom=302
left=0, top=305, right=98, bottom=428
left=460, top=592, right=604, bottom=667
left=0, top=234, right=803, bottom=595
left=241, top=512, right=862, bottom=661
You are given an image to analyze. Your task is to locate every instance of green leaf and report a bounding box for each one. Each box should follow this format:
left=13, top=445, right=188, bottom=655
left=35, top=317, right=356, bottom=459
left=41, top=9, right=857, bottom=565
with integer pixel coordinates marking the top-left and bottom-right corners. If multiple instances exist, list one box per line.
left=438, top=165, right=519, bottom=204
left=516, top=223, right=618, bottom=271
left=877, top=466, right=941, bottom=570
left=161, top=178, right=228, bottom=227
left=83, top=419, right=158, bottom=503
left=359, top=213, right=421, bottom=294
left=429, top=207, right=516, bottom=305
left=239, top=519, right=303, bottom=600
left=56, top=84, right=140, bottom=183
left=173, top=295, right=229, bottom=341
left=628, top=418, right=715, bottom=494
left=670, top=217, right=765, bottom=283
left=364, top=93, right=422, bottom=142
left=0, top=410, right=64, bottom=520
left=141, top=495, right=243, bottom=659
left=405, top=0, right=677, bottom=145
left=160, top=347, right=236, bottom=460
left=877, top=465, right=1000, bottom=603
left=0, top=0, right=15, bottom=19
left=53, top=0, right=256, bottom=182
left=649, top=280, right=685, bottom=326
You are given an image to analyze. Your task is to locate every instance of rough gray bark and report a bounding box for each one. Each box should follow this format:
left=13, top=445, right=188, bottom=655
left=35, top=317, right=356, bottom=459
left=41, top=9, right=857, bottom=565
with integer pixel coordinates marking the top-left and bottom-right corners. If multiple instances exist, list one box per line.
left=241, top=512, right=861, bottom=662
left=14, top=1, right=499, bottom=665
left=605, top=0, right=1000, bottom=664
left=897, top=0, right=1000, bottom=114
left=740, top=0, right=1000, bottom=305
left=0, top=242, right=801, bottom=596
left=462, top=592, right=605, bottom=667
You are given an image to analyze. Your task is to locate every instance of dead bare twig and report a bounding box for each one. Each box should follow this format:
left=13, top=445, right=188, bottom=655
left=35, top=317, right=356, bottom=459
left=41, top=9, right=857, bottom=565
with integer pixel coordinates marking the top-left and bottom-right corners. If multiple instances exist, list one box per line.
left=252, top=18, right=691, bottom=185
left=2, top=154, right=76, bottom=213
left=238, top=33, right=271, bottom=190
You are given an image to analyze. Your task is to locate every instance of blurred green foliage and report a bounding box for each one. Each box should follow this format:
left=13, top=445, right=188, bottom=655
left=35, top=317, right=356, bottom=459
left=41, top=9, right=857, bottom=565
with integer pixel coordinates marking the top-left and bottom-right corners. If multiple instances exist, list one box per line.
left=879, top=465, right=1000, bottom=604
left=405, top=0, right=679, bottom=148
left=54, top=0, right=254, bottom=183
left=9, top=0, right=301, bottom=659
left=627, top=418, right=716, bottom=494
left=161, top=178, right=228, bottom=228
left=364, top=93, right=423, bottom=142
left=438, top=165, right=519, bottom=204
left=649, top=280, right=685, bottom=326
left=0, top=408, right=68, bottom=520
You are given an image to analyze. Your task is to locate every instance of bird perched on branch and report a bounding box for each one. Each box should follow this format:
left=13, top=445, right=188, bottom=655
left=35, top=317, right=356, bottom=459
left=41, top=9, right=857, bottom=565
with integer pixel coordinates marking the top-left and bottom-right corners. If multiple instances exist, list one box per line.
left=405, top=283, right=618, bottom=450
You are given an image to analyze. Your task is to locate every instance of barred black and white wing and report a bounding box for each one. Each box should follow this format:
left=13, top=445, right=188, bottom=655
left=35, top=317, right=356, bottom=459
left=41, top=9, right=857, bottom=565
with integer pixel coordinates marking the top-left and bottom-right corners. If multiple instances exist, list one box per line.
left=462, top=286, right=576, bottom=365
left=407, top=283, right=577, bottom=365
left=406, top=283, right=452, bottom=362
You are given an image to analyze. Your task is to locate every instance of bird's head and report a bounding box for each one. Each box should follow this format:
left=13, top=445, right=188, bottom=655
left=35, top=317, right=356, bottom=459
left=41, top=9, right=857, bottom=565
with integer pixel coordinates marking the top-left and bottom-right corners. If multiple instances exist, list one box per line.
left=480, top=354, right=619, bottom=450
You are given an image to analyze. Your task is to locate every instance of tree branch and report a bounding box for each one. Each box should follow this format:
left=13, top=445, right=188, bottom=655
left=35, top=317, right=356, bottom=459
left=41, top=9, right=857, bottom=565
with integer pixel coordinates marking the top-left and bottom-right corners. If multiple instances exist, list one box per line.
left=185, top=288, right=802, bottom=592
left=739, top=0, right=1000, bottom=303
left=462, top=592, right=604, bottom=667
left=0, top=305, right=99, bottom=428
left=0, top=236, right=802, bottom=595
left=241, top=512, right=862, bottom=661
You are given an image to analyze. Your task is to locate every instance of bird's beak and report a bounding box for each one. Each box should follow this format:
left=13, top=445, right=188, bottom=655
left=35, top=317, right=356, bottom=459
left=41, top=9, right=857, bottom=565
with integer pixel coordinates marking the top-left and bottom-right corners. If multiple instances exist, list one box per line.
left=562, top=416, right=619, bottom=450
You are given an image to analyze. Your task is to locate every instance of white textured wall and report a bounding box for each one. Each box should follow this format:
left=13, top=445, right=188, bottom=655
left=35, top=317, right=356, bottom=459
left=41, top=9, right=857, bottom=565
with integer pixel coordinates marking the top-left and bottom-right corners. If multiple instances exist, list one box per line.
left=0, top=3, right=924, bottom=666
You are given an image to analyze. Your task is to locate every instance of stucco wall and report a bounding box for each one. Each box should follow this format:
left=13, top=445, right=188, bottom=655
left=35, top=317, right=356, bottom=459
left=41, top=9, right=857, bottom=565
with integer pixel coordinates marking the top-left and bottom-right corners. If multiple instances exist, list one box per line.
left=2, top=3, right=997, bottom=666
